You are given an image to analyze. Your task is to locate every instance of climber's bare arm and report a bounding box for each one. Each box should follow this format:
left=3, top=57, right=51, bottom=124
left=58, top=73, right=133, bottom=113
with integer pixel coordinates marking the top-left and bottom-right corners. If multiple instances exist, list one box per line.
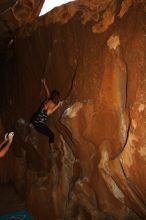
left=50, top=102, right=62, bottom=114
left=45, top=101, right=63, bottom=115
left=41, top=78, right=50, bottom=98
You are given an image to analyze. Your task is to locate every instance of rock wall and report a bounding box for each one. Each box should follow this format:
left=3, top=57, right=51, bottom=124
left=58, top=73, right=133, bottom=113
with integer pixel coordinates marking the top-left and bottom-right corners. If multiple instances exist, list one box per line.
left=0, top=0, right=44, bottom=38
left=0, top=0, right=146, bottom=219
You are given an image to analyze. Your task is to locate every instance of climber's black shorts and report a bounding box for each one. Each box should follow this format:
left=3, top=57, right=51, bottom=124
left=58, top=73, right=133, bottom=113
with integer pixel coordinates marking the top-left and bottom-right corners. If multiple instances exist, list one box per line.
left=33, top=123, right=54, bottom=143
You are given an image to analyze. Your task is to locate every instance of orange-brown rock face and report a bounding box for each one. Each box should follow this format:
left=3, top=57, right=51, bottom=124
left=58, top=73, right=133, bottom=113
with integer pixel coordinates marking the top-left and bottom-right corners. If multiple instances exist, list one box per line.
left=0, top=0, right=44, bottom=38
left=1, top=0, right=146, bottom=219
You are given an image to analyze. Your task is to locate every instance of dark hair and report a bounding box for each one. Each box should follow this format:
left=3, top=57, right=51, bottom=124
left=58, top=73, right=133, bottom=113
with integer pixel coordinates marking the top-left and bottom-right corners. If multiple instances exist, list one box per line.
left=49, top=90, right=60, bottom=105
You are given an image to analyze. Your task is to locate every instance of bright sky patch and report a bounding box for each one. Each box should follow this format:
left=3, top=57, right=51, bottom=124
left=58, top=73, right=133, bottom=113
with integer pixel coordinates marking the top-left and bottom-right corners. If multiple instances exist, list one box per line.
left=39, top=0, right=75, bottom=16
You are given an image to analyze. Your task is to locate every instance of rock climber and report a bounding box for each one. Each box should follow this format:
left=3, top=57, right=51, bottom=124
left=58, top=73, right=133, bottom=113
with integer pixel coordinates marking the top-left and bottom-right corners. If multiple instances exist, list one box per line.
left=0, top=132, right=14, bottom=158
left=30, top=78, right=62, bottom=152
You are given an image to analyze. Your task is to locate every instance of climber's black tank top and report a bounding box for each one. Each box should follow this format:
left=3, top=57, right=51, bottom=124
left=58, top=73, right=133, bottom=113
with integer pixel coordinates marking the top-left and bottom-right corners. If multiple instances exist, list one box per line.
left=30, top=102, right=48, bottom=125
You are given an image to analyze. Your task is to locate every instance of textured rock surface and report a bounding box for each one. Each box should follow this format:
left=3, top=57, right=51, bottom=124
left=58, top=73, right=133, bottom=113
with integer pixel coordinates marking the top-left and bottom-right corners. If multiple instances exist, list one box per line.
left=0, top=0, right=44, bottom=38
left=0, top=0, right=146, bottom=219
